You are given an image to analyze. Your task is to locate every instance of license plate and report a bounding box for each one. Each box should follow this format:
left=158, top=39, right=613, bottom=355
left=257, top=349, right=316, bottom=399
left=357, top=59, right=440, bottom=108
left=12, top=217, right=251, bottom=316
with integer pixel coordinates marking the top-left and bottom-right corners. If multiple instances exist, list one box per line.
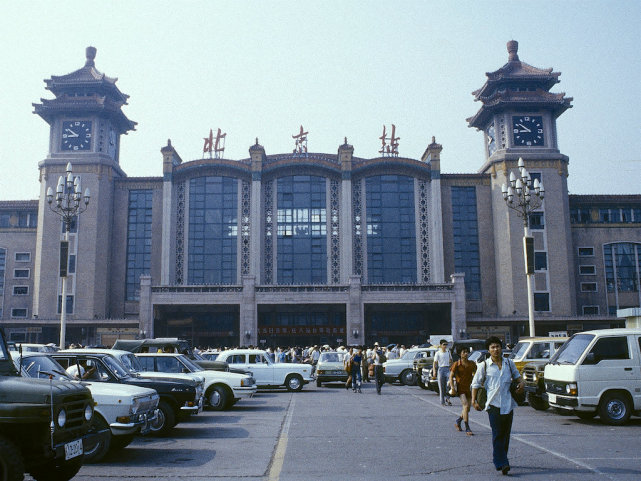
left=548, top=393, right=557, bottom=404
left=64, top=439, right=83, bottom=460
left=333, top=370, right=343, bottom=375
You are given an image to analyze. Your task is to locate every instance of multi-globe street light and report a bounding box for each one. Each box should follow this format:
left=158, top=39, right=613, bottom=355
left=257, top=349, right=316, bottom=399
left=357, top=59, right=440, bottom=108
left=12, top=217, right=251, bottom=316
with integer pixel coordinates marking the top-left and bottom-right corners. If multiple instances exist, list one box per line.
left=501, top=157, right=545, bottom=337
left=46, top=162, right=90, bottom=348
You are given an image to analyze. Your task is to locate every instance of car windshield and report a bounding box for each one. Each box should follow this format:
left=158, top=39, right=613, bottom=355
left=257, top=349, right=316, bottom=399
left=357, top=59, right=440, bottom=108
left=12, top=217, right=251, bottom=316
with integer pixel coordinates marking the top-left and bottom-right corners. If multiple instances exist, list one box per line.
left=319, top=352, right=343, bottom=363
left=120, top=353, right=143, bottom=373
left=103, top=355, right=130, bottom=379
left=401, top=350, right=417, bottom=360
left=550, top=334, right=594, bottom=365
left=178, top=355, right=203, bottom=372
left=468, top=351, right=483, bottom=362
left=16, top=355, right=71, bottom=381
left=509, top=342, right=529, bottom=359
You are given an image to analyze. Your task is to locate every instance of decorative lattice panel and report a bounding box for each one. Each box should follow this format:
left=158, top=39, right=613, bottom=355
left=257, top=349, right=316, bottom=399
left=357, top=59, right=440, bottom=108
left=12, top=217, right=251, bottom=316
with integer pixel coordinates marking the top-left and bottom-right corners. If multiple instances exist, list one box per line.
left=418, top=180, right=430, bottom=283
left=241, top=180, right=251, bottom=276
left=175, top=181, right=186, bottom=285
left=330, top=179, right=340, bottom=283
left=263, top=180, right=273, bottom=284
left=352, top=179, right=363, bottom=277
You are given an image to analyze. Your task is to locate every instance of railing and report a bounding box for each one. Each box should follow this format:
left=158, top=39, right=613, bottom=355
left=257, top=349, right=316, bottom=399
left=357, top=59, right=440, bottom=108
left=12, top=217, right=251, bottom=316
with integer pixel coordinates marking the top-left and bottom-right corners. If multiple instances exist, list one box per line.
left=151, top=283, right=453, bottom=294
left=151, top=286, right=243, bottom=293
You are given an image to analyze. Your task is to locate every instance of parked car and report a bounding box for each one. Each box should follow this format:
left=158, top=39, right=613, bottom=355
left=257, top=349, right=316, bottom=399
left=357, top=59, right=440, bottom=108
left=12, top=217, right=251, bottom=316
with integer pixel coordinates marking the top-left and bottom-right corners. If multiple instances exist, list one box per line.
left=545, top=328, right=641, bottom=425
left=217, top=349, right=313, bottom=391
left=113, top=338, right=249, bottom=375
left=13, top=351, right=159, bottom=462
left=200, top=350, right=220, bottom=361
left=450, top=339, right=486, bottom=361
left=135, top=353, right=257, bottom=410
left=522, top=360, right=550, bottom=410
left=413, top=346, right=439, bottom=389
left=384, top=348, right=434, bottom=385
left=52, top=350, right=199, bottom=435
left=315, top=351, right=348, bottom=387
left=10, top=342, right=59, bottom=353
left=0, top=327, right=97, bottom=481
left=76, top=348, right=205, bottom=418
left=509, top=336, right=568, bottom=373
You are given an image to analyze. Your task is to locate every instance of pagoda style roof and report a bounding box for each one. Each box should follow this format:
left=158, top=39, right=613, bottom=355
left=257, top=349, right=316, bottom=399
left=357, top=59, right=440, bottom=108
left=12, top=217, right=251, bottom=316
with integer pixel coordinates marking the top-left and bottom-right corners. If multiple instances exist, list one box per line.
left=467, top=41, right=572, bottom=129
left=33, top=47, right=136, bottom=133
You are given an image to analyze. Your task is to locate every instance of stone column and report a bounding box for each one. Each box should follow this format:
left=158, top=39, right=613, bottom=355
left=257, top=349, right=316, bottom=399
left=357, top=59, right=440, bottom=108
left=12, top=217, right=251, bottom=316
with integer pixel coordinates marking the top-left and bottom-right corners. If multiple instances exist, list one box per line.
left=249, top=141, right=265, bottom=283
left=338, top=140, right=354, bottom=283
left=347, top=275, right=363, bottom=345
left=241, top=275, right=257, bottom=346
left=139, top=275, right=153, bottom=338
left=450, top=273, right=467, bottom=341
left=422, top=137, right=444, bottom=283
left=160, top=140, right=182, bottom=285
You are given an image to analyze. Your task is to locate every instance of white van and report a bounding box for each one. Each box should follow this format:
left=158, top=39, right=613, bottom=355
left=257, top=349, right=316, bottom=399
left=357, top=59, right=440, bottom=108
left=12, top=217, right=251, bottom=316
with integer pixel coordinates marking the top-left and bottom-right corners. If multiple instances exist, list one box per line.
left=544, top=328, right=641, bottom=425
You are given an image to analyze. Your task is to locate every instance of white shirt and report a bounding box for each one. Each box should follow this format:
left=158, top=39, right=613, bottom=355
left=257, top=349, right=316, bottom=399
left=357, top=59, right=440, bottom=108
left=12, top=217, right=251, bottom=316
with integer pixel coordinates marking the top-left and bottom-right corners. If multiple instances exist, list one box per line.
left=433, top=349, right=452, bottom=369
left=471, top=357, right=520, bottom=415
left=66, top=364, right=84, bottom=378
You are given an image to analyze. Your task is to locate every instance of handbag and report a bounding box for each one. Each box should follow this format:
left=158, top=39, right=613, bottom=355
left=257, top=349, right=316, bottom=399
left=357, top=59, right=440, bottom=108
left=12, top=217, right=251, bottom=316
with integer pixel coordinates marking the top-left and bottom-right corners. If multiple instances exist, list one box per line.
left=507, top=358, right=526, bottom=404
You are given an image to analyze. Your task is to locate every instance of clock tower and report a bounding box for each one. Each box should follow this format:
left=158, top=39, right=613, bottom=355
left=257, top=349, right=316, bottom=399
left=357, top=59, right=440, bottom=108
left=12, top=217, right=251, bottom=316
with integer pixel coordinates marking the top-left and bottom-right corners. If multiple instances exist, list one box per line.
left=32, top=47, right=136, bottom=324
left=467, top=41, right=577, bottom=325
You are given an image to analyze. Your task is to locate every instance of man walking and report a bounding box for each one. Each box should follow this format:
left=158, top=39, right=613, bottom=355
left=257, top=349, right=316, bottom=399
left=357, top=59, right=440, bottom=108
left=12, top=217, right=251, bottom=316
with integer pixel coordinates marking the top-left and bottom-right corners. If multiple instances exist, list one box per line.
left=471, top=336, right=524, bottom=475
left=432, top=339, right=453, bottom=406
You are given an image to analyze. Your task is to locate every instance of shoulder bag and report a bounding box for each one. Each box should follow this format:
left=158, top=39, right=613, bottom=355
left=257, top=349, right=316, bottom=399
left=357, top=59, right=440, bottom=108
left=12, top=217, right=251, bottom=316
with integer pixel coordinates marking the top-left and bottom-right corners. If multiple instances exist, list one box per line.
left=476, top=359, right=488, bottom=410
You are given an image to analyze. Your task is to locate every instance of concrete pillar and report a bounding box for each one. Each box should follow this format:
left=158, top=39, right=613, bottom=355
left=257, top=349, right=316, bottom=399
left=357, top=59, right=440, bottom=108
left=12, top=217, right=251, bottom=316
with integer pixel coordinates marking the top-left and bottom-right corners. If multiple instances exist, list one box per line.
left=618, top=308, right=641, bottom=328
left=338, top=140, right=354, bottom=283
left=249, top=140, right=265, bottom=283
left=241, top=275, right=257, bottom=346
left=160, top=140, right=182, bottom=285
left=422, top=137, right=444, bottom=283
left=139, top=275, right=153, bottom=338
left=347, top=275, right=363, bottom=345
left=451, top=273, right=467, bottom=341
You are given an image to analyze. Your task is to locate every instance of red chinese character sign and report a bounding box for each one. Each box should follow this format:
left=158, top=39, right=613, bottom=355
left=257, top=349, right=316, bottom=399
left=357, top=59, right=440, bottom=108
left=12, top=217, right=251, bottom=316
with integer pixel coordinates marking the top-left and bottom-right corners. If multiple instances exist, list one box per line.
left=203, top=128, right=227, bottom=159
left=292, top=125, right=308, bottom=156
left=379, top=124, right=400, bottom=157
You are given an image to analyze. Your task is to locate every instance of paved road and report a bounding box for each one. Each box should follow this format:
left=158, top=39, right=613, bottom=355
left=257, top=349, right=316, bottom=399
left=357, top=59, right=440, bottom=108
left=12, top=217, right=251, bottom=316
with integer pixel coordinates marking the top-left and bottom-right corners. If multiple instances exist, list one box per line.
left=35, top=381, right=641, bottom=481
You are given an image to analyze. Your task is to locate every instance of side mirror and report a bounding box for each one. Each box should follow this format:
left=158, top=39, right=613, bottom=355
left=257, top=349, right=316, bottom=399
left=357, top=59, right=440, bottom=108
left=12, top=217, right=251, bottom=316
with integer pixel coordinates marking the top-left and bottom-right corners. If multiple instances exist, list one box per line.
left=583, top=352, right=597, bottom=365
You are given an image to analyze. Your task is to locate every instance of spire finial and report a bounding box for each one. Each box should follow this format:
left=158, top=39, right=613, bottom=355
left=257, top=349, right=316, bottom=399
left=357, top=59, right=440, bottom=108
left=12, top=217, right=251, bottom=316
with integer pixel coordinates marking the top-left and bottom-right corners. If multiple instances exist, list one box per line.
left=507, top=40, right=519, bottom=62
left=85, top=46, right=97, bottom=67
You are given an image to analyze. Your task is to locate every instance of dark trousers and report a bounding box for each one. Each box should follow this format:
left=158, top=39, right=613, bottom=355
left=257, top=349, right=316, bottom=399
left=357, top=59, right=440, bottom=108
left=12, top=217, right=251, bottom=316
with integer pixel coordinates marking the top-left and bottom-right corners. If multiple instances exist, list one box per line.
left=487, top=405, right=514, bottom=470
left=374, top=365, right=384, bottom=393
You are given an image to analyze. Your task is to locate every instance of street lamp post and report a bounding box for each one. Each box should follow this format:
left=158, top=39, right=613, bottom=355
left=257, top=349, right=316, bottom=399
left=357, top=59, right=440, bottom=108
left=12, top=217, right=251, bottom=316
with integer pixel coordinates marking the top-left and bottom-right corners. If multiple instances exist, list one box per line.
left=46, top=162, right=90, bottom=349
left=501, top=157, right=545, bottom=337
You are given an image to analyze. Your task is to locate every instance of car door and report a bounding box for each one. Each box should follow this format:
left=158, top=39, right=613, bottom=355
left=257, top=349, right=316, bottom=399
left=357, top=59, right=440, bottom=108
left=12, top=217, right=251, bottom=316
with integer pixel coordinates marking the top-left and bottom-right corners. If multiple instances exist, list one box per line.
left=249, top=353, right=273, bottom=385
left=578, top=335, right=635, bottom=404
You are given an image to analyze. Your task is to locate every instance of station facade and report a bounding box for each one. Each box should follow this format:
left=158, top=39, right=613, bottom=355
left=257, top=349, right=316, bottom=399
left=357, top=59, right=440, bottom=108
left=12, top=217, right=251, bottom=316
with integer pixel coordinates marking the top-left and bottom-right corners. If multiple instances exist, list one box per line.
left=0, top=41, right=639, bottom=348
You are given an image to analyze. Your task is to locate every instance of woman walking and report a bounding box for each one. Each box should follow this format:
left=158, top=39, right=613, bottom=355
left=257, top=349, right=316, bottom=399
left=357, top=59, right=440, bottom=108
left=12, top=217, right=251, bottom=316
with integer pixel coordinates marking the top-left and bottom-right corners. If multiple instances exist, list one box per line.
left=449, top=346, right=477, bottom=435
left=344, top=347, right=353, bottom=390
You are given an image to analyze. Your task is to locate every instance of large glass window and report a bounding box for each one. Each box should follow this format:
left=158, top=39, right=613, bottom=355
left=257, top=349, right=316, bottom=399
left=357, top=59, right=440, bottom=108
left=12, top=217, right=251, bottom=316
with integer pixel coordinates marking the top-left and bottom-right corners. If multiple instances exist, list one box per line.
left=366, top=175, right=416, bottom=284
left=188, top=176, right=238, bottom=284
left=276, top=176, right=327, bottom=284
left=451, top=186, right=481, bottom=298
left=604, top=242, right=640, bottom=292
left=125, top=190, right=153, bottom=300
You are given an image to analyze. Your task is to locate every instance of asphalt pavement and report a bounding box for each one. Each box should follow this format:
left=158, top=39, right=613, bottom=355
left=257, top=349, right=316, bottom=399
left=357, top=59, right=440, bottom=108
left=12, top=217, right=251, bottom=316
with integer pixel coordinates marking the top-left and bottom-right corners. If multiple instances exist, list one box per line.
left=33, top=380, right=641, bottom=481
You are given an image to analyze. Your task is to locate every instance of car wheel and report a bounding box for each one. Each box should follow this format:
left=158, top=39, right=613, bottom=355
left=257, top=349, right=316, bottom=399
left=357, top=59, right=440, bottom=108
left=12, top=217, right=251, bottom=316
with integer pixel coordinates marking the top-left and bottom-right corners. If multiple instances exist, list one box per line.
left=599, top=392, right=631, bottom=426
left=316, top=379, right=322, bottom=387
left=29, top=457, right=83, bottom=481
left=109, top=433, right=135, bottom=451
left=285, top=374, right=304, bottom=392
left=527, top=393, right=549, bottom=411
left=83, top=414, right=112, bottom=463
left=207, top=385, right=230, bottom=411
left=149, top=400, right=176, bottom=436
left=401, top=369, right=417, bottom=386
left=0, top=436, right=24, bottom=481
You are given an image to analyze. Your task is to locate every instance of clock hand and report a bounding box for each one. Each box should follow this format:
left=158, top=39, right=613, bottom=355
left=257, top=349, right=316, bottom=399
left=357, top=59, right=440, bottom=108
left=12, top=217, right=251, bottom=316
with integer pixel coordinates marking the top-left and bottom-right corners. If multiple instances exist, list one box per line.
left=65, top=128, right=79, bottom=138
left=516, top=123, right=531, bottom=133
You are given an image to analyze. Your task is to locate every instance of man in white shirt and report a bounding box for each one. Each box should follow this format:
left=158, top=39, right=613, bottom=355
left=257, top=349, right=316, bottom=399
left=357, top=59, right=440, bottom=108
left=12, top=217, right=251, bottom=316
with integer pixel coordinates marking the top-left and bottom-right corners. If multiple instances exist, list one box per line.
left=471, top=336, right=523, bottom=476
left=432, top=339, right=453, bottom=406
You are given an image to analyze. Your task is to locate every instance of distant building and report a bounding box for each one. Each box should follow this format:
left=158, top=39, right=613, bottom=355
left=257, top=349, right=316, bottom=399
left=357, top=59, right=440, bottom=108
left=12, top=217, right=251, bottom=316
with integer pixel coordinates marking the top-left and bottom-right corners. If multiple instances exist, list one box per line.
left=1, top=41, right=638, bottom=347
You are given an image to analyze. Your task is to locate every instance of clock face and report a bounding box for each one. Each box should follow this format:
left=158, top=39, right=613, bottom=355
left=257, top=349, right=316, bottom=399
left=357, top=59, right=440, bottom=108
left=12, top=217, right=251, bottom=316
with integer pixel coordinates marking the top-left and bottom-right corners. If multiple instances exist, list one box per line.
left=61, top=120, right=92, bottom=151
left=486, top=124, right=497, bottom=156
left=512, top=116, right=544, bottom=146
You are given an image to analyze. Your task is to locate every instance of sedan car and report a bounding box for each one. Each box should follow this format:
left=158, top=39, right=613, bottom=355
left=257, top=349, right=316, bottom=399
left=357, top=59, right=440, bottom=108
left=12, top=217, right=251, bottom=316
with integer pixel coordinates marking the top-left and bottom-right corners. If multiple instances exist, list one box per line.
left=384, top=348, right=434, bottom=385
left=13, top=351, right=158, bottom=463
left=315, top=351, right=347, bottom=387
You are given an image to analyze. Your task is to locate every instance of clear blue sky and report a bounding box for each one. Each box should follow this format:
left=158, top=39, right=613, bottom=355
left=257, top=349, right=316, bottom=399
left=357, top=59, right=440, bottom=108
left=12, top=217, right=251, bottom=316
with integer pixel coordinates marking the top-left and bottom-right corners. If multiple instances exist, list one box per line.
left=1, top=1, right=639, bottom=200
